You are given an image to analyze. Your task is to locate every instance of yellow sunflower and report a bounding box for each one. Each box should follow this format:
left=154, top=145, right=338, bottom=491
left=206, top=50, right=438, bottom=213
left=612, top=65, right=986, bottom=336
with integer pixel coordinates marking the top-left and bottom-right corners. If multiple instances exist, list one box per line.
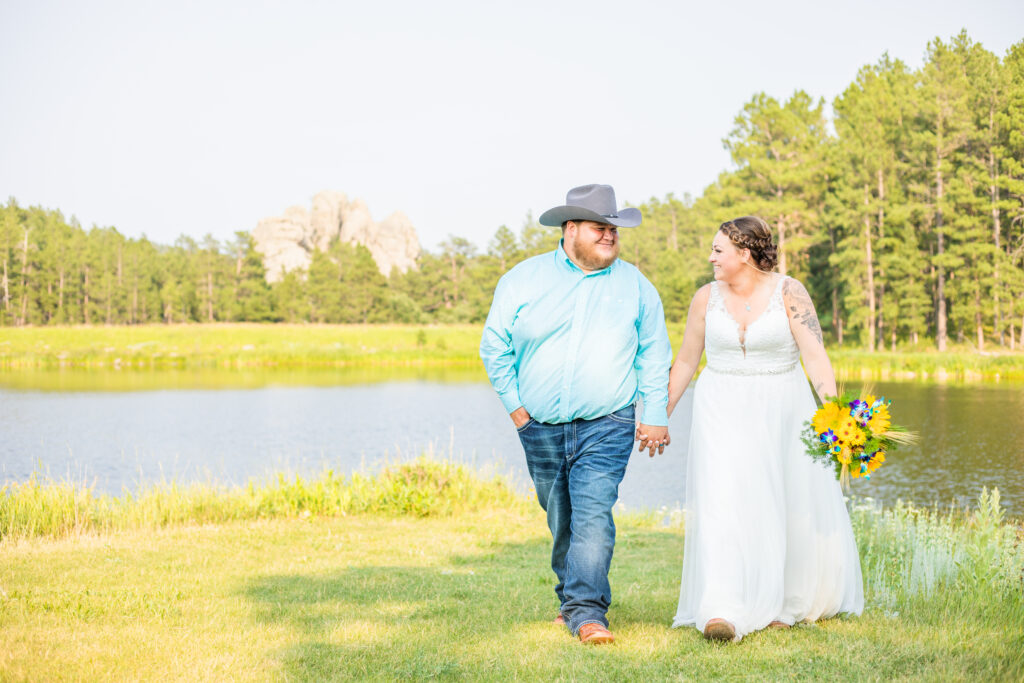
left=851, top=451, right=886, bottom=478
left=835, top=416, right=866, bottom=446
left=865, top=451, right=886, bottom=473
left=836, top=444, right=853, bottom=465
left=812, top=402, right=844, bottom=434
left=867, top=406, right=891, bottom=435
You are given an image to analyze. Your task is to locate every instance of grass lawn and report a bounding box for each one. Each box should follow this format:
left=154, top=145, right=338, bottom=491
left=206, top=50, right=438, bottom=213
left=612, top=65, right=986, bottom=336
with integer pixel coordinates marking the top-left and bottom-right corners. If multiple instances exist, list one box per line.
left=2, top=323, right=1024, bottom=382
left=2, top=465, right=1023, bottom=681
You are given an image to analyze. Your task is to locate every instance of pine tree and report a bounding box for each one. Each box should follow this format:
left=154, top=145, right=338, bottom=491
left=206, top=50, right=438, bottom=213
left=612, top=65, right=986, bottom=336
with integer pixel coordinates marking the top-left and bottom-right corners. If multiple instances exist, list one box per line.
left=832, top=55, right=915, bottom=349
left=487, top=225, right=520, bottom=272
left=724, top=91, right=829, bottom=279
left=997, top=40, right=1024, bottom=348
left=307, top=248, right=341, bottom=323
left=334, top=242, right=387, bottom=323
left=228, top=232, right=274, bottom=322
left=272, top=269, right=308, bottom=323
left=198, top=234, right=222, bottom=322
left=914, top=33, right=975, bottom=350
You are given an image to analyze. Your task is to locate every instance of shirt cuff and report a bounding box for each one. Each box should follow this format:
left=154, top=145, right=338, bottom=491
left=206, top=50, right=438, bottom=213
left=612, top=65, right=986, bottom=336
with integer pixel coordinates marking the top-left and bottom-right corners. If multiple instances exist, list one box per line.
left=498, top=389, right=523, bottom=415
left=640, top=403, right=668, bottom=427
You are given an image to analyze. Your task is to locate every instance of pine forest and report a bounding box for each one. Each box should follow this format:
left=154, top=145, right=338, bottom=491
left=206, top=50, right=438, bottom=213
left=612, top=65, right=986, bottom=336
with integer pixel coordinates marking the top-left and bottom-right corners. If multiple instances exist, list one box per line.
left=3, top=32, right=1024, bottom=352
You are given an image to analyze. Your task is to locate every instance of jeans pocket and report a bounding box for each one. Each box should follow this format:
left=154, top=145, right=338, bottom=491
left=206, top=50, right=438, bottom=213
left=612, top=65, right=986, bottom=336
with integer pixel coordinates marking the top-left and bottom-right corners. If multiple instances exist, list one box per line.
left=605, top=406, right=635, bottom=425
left=515, top=418, right=536, bottom=433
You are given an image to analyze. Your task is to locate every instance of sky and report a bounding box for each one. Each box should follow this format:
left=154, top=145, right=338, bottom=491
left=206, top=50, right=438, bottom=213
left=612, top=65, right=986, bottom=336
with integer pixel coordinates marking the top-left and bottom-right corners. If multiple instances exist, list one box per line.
left=1, top=1, right=1022, bottom=253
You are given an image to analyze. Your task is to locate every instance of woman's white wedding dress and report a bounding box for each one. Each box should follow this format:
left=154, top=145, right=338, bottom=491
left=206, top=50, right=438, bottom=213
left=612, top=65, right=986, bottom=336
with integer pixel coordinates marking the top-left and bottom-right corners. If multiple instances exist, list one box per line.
left=672, top=276, right=863, bottom=639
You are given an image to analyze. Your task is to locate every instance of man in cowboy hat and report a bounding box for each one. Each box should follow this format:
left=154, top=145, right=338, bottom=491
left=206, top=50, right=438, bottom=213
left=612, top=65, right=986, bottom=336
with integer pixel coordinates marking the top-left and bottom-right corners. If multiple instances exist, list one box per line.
left=480, top=184, right=671, bottom=644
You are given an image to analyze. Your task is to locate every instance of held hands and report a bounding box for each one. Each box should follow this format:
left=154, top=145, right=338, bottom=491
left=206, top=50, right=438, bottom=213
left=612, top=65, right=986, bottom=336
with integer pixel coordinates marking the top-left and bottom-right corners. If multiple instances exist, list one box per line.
left=512, top=408, right=669, bottom=458
left=635, top=424, right=670, bottom=458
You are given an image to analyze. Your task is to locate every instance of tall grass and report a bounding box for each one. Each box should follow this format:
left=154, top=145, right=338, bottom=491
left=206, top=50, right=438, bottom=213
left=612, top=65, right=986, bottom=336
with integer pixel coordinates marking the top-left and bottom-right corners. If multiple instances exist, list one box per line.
left=4, top=458, right=1022, bottom=615
left=850, top=488, right=1024, bottom=613
left=621, top=489, right=1024, bottom=614
left=0, top=458, right=529, bottom=542
left=0, top=323, right=483, bottom=369
left=831, top=349, right=1024, bottom=382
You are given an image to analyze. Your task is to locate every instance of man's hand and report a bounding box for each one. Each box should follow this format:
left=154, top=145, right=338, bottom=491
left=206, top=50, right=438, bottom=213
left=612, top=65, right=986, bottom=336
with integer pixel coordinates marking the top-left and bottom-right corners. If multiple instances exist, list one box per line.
left=635, top=424, right=670, bottom=457
left=510, top=406, right=532, bottom=429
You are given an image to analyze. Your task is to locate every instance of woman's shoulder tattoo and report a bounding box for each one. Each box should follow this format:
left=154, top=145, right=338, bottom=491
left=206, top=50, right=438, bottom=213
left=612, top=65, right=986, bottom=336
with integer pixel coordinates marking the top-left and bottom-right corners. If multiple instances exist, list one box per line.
left=783, top=278, right=823, bottom=344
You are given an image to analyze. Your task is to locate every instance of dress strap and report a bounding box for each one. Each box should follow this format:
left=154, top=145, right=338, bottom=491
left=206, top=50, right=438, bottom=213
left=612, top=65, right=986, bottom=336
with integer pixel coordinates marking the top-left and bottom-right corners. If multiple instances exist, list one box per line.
left=706, top=281, right=725, bottom=314
left=767, top=275, right=788, bottom=311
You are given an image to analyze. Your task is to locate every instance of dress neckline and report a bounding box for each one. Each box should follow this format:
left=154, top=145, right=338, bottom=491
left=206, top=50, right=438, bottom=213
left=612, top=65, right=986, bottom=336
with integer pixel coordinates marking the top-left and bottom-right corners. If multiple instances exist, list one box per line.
left=712, top=276, right=787, bottom=357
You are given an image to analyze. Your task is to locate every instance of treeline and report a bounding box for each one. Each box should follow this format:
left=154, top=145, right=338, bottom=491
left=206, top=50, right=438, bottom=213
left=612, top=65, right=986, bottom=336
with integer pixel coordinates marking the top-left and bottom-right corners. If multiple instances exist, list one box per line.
left=2, top=32, right=1023, bottom=351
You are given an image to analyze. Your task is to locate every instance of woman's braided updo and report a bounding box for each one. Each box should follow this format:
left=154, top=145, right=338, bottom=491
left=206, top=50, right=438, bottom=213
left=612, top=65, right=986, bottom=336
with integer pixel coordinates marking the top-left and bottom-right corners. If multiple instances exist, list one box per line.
left=719, top=216, right=778, bottom=272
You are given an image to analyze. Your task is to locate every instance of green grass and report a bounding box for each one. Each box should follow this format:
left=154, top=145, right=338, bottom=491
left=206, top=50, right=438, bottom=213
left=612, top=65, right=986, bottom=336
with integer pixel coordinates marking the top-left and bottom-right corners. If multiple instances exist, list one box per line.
left=0, top=323, right=483, bottom=369
left=0, top=459, right=529, bottom=542
left=2, top=323, right=1023, bottom=382
left=1, top=462, right=1022, bottom=681
left=829, top=349, right=1024, bottom=383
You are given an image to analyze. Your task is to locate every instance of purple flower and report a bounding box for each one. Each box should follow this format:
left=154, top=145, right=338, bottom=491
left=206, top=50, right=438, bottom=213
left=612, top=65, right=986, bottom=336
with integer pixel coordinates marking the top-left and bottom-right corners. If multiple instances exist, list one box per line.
left=849, top=399, right=871, bottom=426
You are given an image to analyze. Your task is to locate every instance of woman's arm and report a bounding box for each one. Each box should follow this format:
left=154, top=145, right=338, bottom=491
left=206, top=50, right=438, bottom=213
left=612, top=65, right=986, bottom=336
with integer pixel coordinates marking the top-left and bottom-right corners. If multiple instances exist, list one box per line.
left=783, top=277, right=837, bottom=402
left=667, top=284, right=710, bottom=417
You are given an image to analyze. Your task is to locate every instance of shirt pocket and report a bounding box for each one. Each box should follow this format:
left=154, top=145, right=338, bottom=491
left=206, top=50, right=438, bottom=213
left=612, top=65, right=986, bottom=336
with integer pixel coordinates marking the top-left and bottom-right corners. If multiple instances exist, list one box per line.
left=595, top=294, right=639, bottom=327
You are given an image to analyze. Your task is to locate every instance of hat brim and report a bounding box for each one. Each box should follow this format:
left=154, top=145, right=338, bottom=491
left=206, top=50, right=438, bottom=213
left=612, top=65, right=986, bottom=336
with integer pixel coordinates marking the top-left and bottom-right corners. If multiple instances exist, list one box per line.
left=538, top=206, right=642, bottom=228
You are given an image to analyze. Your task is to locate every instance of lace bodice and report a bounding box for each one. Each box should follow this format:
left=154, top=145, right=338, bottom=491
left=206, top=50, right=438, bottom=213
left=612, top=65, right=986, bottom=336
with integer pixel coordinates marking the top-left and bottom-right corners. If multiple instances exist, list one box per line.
left=704, top=276, right=799, bottom=375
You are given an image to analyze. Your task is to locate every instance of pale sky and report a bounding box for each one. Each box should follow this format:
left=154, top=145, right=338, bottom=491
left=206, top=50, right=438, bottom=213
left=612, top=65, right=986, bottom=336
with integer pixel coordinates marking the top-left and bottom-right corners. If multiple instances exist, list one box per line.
left=2, top=1, right=1021, bottom=252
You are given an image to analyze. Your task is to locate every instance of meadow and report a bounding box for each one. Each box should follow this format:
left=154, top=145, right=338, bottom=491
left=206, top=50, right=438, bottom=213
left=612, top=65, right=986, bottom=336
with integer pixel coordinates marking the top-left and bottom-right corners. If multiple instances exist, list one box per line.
left=1, top=460, right=1022, bottom=681
left=2, top=323, right=1024, bottom=382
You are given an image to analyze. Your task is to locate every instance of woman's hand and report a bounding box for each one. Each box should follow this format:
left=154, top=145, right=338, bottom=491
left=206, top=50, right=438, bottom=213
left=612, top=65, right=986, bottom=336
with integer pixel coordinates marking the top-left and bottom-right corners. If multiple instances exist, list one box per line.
left=635, top=424, right=670, bottom=457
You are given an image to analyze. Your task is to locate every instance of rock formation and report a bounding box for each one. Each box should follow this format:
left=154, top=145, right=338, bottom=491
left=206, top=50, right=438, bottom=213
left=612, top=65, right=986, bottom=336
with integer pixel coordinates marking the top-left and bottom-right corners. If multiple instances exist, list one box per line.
left=252, top=191, right=420, bottom=282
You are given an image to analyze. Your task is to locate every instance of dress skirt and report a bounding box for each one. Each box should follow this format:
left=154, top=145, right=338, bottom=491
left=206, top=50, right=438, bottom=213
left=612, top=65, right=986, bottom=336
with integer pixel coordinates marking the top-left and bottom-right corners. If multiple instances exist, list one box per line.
left=671, top=364, right=864, bottom=639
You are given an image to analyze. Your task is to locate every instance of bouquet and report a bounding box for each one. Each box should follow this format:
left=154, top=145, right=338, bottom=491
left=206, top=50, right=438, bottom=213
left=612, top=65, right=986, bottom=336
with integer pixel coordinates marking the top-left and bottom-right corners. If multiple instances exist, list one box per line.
left=801, top=390, right=918, bottom=490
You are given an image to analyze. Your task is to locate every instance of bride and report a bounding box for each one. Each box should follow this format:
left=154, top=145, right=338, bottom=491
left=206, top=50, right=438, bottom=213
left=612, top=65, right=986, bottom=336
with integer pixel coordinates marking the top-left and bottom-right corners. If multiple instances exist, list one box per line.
left=658, top=216, right=863, bottom=641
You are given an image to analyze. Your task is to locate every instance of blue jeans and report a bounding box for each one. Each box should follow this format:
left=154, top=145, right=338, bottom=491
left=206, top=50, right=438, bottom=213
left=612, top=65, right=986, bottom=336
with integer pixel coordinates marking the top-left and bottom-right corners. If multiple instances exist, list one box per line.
left=516, top=404, right=635, bottom=636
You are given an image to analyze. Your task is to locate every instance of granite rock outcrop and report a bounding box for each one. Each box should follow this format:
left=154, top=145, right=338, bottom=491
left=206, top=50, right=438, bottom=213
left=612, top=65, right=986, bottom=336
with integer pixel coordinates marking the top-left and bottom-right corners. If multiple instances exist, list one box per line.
left=252, top=191, right=420, bottom=282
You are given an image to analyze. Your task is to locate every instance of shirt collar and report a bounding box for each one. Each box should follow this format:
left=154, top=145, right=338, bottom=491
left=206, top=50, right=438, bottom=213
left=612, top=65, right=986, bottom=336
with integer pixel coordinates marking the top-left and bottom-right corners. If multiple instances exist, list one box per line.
left=556, top=240, right=616, bottom=277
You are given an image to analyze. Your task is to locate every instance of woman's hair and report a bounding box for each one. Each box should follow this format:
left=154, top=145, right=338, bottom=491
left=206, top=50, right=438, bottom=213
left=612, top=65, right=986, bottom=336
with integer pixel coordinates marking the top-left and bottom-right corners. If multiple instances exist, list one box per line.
left=719, top=216, right=778, bottom=271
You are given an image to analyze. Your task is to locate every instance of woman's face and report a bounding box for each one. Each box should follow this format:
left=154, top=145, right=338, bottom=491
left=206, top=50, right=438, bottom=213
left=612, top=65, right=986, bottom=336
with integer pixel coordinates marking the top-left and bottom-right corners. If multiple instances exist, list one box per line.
left=709, top=230, right=748, bottom=281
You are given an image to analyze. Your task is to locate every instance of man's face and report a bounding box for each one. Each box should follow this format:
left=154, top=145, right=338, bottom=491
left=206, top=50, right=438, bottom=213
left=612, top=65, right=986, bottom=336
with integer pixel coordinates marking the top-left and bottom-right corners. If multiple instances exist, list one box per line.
left=564, top=220, right=619, bottom=272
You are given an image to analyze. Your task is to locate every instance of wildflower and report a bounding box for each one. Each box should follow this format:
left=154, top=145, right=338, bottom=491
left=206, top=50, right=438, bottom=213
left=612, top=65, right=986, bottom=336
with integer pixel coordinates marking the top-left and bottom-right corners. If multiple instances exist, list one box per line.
left=836, top=416, right=866, bottom=446
left=812, top=402, right=844, bottom=434
left=848, top=398, right=870, bottom=425
left=864, top=450, right=885, bottom=473
left=850, top=451, right=885, bottom=478
left=867, top=405, right=892, bottom=434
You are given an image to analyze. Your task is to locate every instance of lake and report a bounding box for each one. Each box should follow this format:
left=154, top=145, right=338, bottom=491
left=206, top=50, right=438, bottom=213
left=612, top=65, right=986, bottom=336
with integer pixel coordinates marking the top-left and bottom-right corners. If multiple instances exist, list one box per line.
left=1, top=369, right=1022, bottom=518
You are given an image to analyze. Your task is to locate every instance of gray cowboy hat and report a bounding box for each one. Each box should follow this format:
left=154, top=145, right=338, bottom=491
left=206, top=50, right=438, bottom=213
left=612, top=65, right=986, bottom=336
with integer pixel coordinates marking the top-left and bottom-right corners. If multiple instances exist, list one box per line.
left=538, top=184, right=642, bottom=228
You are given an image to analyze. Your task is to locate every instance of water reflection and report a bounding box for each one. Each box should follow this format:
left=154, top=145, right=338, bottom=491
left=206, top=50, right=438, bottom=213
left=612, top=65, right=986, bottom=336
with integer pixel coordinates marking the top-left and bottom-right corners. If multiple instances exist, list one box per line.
left=1, top=370, right=1021, bottom=518
left=852, top=381, right=1024, bottom=517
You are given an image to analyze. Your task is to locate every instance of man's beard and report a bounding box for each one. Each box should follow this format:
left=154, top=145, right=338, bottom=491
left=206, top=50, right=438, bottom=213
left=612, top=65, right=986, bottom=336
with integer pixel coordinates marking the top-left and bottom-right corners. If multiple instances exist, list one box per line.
left=572, top=239, right=619, bottom=271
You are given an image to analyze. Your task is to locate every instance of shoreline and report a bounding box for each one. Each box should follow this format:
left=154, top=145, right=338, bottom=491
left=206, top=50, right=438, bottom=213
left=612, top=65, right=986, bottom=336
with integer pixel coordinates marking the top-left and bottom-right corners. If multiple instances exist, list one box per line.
left=2, top=323, right=1023, bottom=383
left=3, top=459, right=1022, bottom=543
left=3, top=461, right=1022, bottom=680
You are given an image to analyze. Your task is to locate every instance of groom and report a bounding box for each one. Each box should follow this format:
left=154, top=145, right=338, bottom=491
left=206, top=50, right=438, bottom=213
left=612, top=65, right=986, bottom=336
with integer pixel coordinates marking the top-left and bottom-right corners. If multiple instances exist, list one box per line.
left=480, top=184, right=672, bottom=644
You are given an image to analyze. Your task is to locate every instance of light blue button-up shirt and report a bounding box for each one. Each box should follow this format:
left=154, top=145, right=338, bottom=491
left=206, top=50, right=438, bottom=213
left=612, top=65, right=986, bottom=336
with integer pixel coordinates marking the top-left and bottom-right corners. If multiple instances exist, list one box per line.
left=479, top=242, right=672, bottom=426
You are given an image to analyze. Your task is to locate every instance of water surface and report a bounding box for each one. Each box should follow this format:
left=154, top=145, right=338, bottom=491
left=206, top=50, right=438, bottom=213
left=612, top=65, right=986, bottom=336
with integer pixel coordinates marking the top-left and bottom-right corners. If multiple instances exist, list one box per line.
left=1, top=370, right=1021, bottom=517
